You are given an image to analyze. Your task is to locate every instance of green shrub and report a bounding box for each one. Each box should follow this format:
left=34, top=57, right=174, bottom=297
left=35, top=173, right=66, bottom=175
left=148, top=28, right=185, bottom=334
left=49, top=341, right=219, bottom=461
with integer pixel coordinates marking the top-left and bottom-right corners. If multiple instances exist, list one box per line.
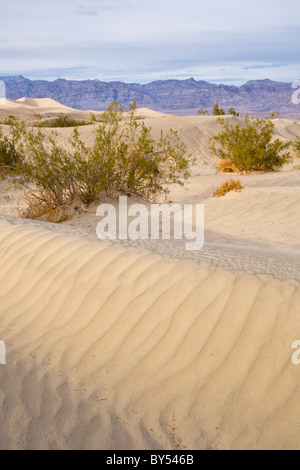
left=197, top=107, right=208, bottom=115
left=294, top=139, right=300, bottom=157
left=13, top=101, right=193, bottom=220
left=213, top=104, right=225, bottom=116
left=227, top=108, right=239, bottom=116
left=210, top=116, right=292, bottom=172
left=0, top=116, right=18, bottom=125
left=0, top=122, right=25, bottom=174
left=35, top=114, right=92, bottom=128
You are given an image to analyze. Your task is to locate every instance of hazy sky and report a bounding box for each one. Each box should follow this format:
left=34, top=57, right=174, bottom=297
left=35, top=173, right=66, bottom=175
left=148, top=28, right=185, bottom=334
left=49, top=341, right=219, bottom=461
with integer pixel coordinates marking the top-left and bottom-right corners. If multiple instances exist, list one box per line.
left=0, top=0, right=299, bottom=84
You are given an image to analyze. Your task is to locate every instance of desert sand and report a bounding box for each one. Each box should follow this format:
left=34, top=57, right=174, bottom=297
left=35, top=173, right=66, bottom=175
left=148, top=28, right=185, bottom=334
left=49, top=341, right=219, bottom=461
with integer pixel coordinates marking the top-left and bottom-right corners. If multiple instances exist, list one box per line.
left=0, top=97, right=103, bottom=121
left=0, top=100, right=300, bottom=450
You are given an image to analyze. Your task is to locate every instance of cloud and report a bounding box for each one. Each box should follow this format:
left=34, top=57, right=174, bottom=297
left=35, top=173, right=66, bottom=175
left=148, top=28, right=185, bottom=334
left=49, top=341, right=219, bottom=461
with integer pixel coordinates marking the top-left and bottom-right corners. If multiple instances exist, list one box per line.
left=243, top=64, right=286, bottom=70
left=0, top=0, right=299, bottom=85
left=75, top=1, right=133, bottom=16
left=76, top=6, right=98, bottom=16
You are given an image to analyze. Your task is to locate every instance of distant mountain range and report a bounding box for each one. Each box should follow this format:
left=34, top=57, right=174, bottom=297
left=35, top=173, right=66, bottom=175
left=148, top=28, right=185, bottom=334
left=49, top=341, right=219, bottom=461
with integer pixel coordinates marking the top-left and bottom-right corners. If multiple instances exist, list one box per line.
left=0, top=75, right=299, bottom=119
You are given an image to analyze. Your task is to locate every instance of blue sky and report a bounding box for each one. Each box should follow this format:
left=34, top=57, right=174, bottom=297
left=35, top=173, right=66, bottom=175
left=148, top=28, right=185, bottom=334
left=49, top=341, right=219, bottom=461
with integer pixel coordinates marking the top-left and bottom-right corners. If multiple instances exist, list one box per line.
left=0, top=0, right=299, bottom=84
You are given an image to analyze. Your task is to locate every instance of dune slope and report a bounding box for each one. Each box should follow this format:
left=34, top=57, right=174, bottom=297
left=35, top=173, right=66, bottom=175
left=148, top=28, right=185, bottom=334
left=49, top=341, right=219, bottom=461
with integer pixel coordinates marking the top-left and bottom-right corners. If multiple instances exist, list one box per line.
left=0, top=216, right=299, bottom=450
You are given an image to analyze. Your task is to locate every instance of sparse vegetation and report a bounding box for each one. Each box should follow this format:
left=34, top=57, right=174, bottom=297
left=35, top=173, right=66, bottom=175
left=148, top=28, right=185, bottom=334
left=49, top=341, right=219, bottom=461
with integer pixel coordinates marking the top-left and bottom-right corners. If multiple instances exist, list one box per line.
left=212, top=104, right=226, bottom=116
left=11, top=101, right=193, bottom=221
left=197, top=107, right=208, bottom=115
left=227, top=107, right=239, bottom=116
left=0, top=116, right=18, bottom=125
left=215, top=158, right=239, bottom=173
left=268, top=111, right=280, bottom=119
left=34, top=114, right=92, bottom=128
left=0, top=121, right=25, bottom=175
left=293, top=139, right=300, bottom=157
left=198, top=105, right=239, bottom=117
left=213, top=179, right=244, bottom=197
left=210, top=115, right=292, bottom=172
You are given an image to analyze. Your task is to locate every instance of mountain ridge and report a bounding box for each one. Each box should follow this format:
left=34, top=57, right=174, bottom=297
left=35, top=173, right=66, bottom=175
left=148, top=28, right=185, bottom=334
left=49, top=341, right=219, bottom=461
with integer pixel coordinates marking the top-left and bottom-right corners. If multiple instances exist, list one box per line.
left=0, top=75, right=299, bottom=118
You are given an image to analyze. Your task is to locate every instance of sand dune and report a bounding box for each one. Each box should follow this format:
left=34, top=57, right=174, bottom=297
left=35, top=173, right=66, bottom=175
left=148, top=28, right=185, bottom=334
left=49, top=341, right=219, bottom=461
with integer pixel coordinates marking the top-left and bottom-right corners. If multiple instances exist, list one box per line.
left=133, top=108, right=169, bottom=118
left=0, top=216, right=299, bottom=450
left=1, top=98, right=300, bottom=173
left=0, top=103, right=300, bottom=449
left=16, top=97, right=75, bottom=111
left=0, top=98, right=27, bottom=108
left=0, top=97, right=74, bottom=111
left=0, top=97, right=85, bottom=121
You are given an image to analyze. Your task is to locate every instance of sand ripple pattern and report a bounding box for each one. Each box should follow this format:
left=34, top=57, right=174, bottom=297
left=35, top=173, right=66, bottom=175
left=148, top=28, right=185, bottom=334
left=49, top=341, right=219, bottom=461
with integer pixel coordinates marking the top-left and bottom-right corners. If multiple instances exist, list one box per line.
left=0, top=216, right=300, bottom=450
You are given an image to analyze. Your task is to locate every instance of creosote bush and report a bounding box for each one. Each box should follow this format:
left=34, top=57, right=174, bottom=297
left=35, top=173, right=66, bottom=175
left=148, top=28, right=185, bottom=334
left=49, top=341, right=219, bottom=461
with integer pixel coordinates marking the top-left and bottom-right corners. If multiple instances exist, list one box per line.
left=227, top=107, right=239, bottom=116
left=34, top=114, right=93, bottom=128
left=0, top=121, right=25, bottom=175
left=212, top=104, right=226, bottom=116
left=19, top=189, right=71, bottom=223
left=12, top=101, right=193, bottom=221
left=213, top=179, right=244, bottom=197
left=197, top=107, right=208, bottom=115
left=294, top=139, right=300, bottom=157
left=210, top=116, right=292, bottom=173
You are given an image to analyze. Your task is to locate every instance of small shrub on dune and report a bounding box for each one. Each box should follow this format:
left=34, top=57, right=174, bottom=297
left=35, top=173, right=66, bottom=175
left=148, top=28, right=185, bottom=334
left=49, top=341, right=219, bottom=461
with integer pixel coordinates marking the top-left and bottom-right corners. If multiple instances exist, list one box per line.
left=210, top=116, right=292, bottom=173
left=197, top=107, right=208, bottom=115
left=228, top=107, right=239, bottom=116
left=294, top=139, right=300, bottom=158
left=18, top=190, right=71, bottom=223
left=0, top=116, right=18, bottom=125
left=216, top=158, right=239, bottom=173
left=12, top=100, right=193, bottom=221
left=35, top=114, right=91, bottom=128
left=212, top=103, right=225, bottom=116
left=0, top=121, right=25, bottom=175
left=213, top=179, right=244, bottom=197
